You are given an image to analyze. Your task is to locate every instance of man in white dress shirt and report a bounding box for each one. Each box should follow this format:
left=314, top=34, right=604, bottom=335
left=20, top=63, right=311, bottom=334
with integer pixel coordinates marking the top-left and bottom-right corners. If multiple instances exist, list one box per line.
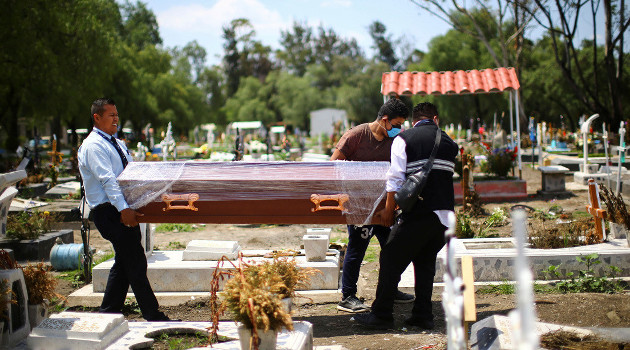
left=78, top=98, right=172, bottom=321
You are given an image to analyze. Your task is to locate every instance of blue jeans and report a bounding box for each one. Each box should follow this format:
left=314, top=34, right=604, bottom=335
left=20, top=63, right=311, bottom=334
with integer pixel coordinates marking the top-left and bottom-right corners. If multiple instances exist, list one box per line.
left=341, top=225, right=390, bottom=298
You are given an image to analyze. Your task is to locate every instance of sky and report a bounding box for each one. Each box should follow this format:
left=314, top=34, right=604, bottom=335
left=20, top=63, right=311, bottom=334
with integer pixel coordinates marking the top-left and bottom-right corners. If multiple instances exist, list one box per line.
left=145, top=0, right=452, bottom=65
left=143, top=0, right=605, bottom=66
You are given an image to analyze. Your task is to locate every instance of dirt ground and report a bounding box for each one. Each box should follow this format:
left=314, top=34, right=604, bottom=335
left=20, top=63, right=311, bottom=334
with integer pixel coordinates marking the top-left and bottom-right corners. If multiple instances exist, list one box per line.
left=54, top=165, right=630, bottom=350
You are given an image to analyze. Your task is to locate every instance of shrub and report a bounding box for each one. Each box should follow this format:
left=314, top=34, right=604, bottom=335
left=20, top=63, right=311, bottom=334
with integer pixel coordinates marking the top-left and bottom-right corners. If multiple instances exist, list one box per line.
left=6, top=210, right=60, bottom=240
left=22, top=262, right=59, bottom=304
left=481, top=147, right=517, bottom=177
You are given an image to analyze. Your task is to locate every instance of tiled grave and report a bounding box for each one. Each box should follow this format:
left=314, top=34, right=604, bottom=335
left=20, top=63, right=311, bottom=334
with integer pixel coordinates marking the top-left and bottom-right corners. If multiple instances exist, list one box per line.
left=26, top=312, right=128, bottom=350
left=106, top=320, right=312, bottom=350
left=400, top=237, right=630, bottom=287
left=182, top=240, right=241, bottom=261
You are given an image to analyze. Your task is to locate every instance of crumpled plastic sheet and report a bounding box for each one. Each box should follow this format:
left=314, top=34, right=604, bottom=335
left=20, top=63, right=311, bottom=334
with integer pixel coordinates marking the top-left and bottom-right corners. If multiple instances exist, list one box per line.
left=117, top=161, right=390, bottom=225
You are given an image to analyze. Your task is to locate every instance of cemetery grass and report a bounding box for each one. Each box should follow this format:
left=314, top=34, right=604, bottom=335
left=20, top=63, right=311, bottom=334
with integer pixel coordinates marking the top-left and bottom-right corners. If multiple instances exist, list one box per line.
left=52, top=166, right=630, bottom=350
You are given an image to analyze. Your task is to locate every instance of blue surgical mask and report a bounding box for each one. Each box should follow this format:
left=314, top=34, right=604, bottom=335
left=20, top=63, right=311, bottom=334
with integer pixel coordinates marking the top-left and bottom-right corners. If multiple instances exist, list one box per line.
left=387, top=126, right=401, bottom=138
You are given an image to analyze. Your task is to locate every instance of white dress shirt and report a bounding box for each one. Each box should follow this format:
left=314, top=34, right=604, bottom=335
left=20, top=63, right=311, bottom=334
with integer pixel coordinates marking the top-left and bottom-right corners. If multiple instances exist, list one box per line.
left=78, top=127, right=133, bottom=211
left=386, top=125, right=453, bottom=228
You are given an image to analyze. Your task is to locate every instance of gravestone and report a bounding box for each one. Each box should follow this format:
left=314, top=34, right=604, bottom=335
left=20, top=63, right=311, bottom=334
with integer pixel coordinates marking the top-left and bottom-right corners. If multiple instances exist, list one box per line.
left=182, top=240, right=241, bottom=261
left=159, top=122, right=176, bottom=161
left=537, top=165, right=570, bottom=195
left=573, top=114, right=601, bottom=184
left=26, top=311, right=128, bottom=350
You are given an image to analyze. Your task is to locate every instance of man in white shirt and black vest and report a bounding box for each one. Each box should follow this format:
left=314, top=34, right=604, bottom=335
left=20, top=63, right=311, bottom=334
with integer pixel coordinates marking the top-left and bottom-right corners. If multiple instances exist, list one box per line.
left=78, top=98, right=173, bottom=321
left=355, top=102, right=459, bottom=329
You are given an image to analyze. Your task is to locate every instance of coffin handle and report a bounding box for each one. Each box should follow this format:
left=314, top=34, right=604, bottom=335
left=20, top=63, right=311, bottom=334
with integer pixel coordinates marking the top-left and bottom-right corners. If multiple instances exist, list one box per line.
left=162, top=193, right=200, bottom=212
left=310, top=194, right=349, bottom=212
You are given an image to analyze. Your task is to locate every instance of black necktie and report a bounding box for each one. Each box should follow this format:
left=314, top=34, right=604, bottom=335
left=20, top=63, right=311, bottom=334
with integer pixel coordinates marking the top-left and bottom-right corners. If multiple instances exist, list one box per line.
left=109, top=136, right=128, bottom=169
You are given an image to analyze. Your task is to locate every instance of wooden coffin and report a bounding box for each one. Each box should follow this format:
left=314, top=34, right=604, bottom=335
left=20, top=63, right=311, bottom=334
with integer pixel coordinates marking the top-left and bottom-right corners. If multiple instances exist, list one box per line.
left=118, top=161, right=389, bottom=224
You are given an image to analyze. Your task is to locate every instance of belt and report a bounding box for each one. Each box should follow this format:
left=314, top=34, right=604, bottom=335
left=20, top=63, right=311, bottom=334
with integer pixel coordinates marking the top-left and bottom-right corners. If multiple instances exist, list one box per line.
left=92, top=202, right=114, bottom=211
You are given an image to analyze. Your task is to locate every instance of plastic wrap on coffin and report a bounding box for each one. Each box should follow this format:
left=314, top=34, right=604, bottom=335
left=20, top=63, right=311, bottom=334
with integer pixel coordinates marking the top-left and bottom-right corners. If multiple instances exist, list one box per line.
left=117, top=161, right=389, bottom=225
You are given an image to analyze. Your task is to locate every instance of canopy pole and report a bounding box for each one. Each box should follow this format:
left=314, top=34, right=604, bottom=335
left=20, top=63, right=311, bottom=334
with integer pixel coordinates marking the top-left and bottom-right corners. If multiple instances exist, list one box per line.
left=509, top=90, right=514, bottom=148
left=514, top=90, right=522, bottom=179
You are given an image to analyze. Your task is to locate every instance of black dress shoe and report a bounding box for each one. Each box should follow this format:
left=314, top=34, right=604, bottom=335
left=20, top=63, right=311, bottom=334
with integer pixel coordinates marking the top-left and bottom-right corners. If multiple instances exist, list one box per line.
left=353, top=312, right=394, bottom=329
left=404, top=316, right=434, bottom=329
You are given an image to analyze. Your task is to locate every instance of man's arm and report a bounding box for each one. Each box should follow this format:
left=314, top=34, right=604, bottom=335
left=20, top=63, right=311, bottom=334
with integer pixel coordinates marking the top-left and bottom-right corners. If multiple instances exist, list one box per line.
left=374, top=137, right=407, bottom=226
left=330, top=148, right=346, bottom=160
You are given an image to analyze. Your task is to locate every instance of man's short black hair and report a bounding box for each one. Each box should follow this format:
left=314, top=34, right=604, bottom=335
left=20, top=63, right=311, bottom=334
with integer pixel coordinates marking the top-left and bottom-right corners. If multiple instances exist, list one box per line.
left=412, top=102, right=438, bottom=122
left=378, top=98, right=409, bottom=119
left=91, top=98, right=116, bottom=118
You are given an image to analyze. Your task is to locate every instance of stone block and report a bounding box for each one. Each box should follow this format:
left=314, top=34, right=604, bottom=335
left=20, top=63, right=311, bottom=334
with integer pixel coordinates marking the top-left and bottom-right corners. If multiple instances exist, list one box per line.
left=538, top=165, right=569, bottom=194
left=182, top=240, right=241, bottom=261
left=41, top=181, right=81, bottom=199
left=303, top=234, right=329, bottom=262
left=26, top=311, right=128, bottom=350
left=579, top=163, right=600, bottom=173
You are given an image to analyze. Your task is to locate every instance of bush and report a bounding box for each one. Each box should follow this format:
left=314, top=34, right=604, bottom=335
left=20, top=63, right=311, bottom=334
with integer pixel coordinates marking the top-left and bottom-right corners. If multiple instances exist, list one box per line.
left=6, top=210, right=60, bottom=240
left=22, top=262, right=59, bottom=304
left=481, top=147, right=516, bottom=177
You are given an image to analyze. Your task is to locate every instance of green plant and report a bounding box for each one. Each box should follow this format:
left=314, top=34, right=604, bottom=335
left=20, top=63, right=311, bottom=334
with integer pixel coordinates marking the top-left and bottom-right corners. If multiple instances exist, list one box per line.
left=455, top=213, right=475, bottom=238
left=153, top=331, right=211, bottom=350
left=6, top=210, right=60, bottom=240
left=480, top=147, right=516, bottom=177
left=477, top=281, right=515, bottom=295
left=22, top=262, right=60, bottom=304
left=165, top=241, right=186, bottom=250
left=155, top=223, right=200, bottom=233
left=364, top=244, right=380, bottom=262
left=122, top=298, right=141, bottom=315
left=485, top=207, right=508, bottom=228
left=543, top=254, right=625, bottom=293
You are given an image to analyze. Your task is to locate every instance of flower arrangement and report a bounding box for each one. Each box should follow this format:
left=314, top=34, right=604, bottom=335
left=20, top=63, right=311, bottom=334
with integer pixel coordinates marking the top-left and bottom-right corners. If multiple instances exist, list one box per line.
left=599, top=184, right=630, bottom=230
left=481, top=146, right=517, bottom=177
left=6, top=210, right=60, bottom=240
left=209, top=254, right=316, bottom=347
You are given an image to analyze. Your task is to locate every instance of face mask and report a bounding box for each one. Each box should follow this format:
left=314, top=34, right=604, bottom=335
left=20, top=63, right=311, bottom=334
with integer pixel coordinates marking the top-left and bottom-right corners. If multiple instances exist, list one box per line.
left=385, top=120, right=402, bottom=138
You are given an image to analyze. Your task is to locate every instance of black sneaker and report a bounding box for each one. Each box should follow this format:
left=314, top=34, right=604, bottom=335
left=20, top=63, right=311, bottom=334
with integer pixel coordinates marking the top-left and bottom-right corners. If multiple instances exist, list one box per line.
left=404, top=316, right=434, bottom=329
left=394, top=290, right=415, bottom=304
left=337, top=295, right=370, bottom=313
left=353, top=312, right=394, bottom=329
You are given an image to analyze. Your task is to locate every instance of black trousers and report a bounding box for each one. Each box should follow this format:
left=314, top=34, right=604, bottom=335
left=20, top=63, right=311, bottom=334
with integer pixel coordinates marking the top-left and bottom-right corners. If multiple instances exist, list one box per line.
left=371, top=211, right=446, bottom=320
left=92, top=203, right=162, bottom=320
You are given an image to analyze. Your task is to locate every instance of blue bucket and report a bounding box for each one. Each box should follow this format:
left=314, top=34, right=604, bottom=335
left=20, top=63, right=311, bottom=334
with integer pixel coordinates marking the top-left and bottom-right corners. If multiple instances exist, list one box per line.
left=50, top=243, right=84, bottom=271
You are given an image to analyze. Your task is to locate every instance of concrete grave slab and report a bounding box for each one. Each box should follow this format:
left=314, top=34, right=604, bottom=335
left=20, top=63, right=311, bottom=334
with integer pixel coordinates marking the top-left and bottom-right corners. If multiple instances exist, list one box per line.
left=26, top=312, right=128, bottom=350
left=92, top=249, right=340, bottom=293
left=41, top=181, right=81, bottom=199
left=103, top=320, right=313, bottom=350
left=182, top=240, right=241, bottom=261
left=538, top=165, right=570, bottom=195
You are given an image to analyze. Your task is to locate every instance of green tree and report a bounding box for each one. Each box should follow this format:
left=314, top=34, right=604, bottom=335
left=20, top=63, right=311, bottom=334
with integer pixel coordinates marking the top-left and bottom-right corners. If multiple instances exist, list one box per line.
left=277, top=21, right=315, bottom=76
left=368, top=21, right=400, bottom=70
